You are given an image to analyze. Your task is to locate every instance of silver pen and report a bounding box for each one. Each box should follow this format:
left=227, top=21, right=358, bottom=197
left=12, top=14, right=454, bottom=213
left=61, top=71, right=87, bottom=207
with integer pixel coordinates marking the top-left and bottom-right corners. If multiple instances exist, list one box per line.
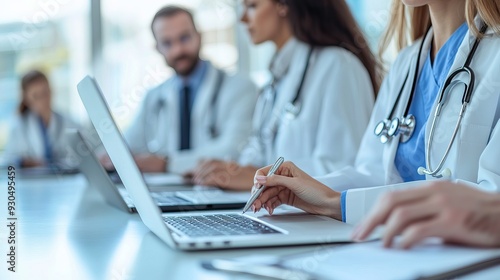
left=242, top=157, right=284, bottom=214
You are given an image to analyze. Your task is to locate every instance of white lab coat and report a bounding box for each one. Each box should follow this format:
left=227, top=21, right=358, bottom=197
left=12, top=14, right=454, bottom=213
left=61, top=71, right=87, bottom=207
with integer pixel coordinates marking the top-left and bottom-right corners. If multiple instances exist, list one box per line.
left=239, top=38, right=374, bottom=176
left=317, top=19, right=500, bottom=224
left=2, top=111, right=79, bottom=166
left=124, top=62, right=258, bottom=174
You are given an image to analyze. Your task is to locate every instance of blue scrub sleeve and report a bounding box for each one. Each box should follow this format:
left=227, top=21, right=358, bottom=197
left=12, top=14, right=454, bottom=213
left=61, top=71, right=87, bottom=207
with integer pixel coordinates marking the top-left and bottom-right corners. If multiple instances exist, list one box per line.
left=341, top=190, right=347, bottom=223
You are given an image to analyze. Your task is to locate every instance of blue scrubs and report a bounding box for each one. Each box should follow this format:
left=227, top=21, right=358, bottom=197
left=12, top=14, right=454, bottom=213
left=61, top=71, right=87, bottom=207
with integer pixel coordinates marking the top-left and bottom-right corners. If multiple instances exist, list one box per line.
left=340, top=23, right=469, bottom=222
left=394, top=22, right=469, bottom=182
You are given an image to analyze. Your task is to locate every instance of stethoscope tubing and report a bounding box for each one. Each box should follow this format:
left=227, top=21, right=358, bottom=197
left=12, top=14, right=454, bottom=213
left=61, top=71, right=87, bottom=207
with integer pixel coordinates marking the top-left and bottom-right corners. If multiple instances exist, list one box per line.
left=255, top=46, right=314, bottom=143
left=377, top=22, right=488, bottom=178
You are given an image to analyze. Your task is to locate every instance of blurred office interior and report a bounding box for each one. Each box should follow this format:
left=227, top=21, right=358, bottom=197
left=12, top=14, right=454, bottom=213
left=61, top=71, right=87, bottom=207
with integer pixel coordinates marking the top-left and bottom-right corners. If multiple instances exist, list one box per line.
left=0, top=0, right=391, bottom=155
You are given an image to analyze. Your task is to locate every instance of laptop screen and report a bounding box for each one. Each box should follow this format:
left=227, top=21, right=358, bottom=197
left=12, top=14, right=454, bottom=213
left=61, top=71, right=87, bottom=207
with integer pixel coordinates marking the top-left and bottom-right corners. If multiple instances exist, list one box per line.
left=77, top=76, right=176, bottom=247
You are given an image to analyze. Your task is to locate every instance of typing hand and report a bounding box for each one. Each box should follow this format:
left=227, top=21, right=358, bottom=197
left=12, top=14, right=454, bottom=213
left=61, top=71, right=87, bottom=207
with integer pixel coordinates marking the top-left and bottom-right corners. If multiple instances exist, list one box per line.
left=251, top=161, right=341, bottom=220
left=352, top=181, right=500, bottom=249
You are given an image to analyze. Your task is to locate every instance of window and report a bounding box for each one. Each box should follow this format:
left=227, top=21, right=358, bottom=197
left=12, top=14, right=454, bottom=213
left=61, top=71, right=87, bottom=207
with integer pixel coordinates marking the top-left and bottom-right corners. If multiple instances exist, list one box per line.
left=0, top=0, right=90, bottom=151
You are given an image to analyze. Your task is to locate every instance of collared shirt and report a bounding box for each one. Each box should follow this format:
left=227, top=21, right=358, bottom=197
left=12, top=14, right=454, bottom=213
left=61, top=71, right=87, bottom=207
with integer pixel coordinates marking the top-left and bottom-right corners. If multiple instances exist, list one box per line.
left=174, top=59, right=209, bottom=109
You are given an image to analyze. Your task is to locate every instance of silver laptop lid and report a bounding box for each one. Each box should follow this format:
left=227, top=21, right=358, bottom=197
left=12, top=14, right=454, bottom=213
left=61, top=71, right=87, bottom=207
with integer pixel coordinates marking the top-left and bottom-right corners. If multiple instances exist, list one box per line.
left=66, top=129, right=131, bottom=212
left=77, top=76, right=176, bottom=248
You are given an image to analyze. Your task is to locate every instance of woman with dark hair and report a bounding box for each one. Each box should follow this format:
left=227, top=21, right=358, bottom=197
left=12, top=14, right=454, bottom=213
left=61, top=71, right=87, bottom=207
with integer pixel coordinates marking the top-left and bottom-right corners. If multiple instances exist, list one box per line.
left=3, top=70, right=78, bottom=168
left=189, top=0, right=379, bottom=190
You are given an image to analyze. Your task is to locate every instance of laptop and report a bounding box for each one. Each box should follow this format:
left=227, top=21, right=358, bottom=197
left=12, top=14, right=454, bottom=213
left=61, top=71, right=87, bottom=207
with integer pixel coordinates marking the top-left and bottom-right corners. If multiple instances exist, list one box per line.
left=77, top=75, right=355, bottom=250
left=70, top=108, right=248, bottom=214
left=68, top=130, right=248, bottom=213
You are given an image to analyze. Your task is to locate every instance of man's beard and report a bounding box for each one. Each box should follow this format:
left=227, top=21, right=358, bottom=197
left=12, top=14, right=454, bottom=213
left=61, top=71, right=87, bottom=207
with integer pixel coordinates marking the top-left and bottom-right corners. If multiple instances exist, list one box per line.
left=168, top=53, right=200, bottom=76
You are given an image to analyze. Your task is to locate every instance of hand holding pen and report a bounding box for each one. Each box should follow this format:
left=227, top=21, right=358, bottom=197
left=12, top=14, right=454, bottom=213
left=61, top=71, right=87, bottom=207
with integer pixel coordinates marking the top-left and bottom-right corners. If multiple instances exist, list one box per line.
left=245, top=159, right=343, bottom=220
left=242, top=157, right=284, bottom=214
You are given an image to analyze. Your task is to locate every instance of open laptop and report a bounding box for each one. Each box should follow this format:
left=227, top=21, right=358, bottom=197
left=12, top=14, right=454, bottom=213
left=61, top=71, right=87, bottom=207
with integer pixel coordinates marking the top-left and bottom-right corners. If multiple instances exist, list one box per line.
left=72, top=95, right=249, bottom=213
left=77, top=75, right=355, bottom=250
left=67, top=130, right=248, bottom=213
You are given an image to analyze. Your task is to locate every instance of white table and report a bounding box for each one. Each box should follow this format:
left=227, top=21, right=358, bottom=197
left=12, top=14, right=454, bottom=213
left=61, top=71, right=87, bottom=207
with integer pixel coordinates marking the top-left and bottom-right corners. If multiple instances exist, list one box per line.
left=1, top=173, right=499, bottom=280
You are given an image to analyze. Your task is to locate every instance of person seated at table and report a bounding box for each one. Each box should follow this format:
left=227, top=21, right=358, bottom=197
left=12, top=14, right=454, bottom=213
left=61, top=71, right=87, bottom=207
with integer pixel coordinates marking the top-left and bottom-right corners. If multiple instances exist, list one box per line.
left=3, top=70, right=78, bottom=168
left=248, top=0, right=500, bottom=231
left=116, top=6, right=258, bottom=174
left=189, top=0, right=379, bottom=189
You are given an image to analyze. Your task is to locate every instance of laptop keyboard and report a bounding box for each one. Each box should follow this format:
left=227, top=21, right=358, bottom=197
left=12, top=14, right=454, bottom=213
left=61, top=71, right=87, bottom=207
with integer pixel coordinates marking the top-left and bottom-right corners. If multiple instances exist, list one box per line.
left=151, top=192, right=192, bottom=205
left=164, top=214, right=281, bottom=237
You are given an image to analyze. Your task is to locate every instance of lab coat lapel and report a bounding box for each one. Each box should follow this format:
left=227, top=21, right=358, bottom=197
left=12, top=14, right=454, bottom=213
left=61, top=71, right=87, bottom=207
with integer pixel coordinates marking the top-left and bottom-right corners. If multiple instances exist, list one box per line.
left=164, top=79, right=180, bottom=152
left=25, top=113, right=44, bottom=159
left=191, top=62, right=217, bottom=146
left=382, top=37, right=430, bottom=184
left=47, top=112, right=60, bottom=145
left=423, top=28, right=472, bottom=180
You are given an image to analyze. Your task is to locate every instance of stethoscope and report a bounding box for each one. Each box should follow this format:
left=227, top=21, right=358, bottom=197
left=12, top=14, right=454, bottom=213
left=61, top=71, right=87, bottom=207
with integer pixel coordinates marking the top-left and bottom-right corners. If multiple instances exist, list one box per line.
left=374, top=23, right=488, bottom=178
left=256, top=46, right=314, bottom=143
left=146, top=69, right=225, bottom=153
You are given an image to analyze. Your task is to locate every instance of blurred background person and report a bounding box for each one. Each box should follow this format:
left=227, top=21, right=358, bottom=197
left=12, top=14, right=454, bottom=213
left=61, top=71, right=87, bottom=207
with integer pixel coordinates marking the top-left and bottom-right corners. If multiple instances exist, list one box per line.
left=190, top=0, right=380, bottom=190
left=114, top=5, right=257, bottom=174
left=2, top=70, right=79, bottom=168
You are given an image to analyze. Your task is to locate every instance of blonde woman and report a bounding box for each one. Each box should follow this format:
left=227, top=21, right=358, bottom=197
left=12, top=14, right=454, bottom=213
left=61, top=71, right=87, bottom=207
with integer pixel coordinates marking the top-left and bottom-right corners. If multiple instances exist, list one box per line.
left=250, top=0, right=500, bottom=231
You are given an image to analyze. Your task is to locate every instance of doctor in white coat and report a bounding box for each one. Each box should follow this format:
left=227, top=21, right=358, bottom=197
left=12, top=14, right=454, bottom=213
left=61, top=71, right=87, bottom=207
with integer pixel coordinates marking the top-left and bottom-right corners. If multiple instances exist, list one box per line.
left=122, top=6, right=257, bottom=174
left=190, top=0, right=379, bottom=190
left=250, top=0, right=500, bottom=226
left=3, top=70, right=78, bottom=168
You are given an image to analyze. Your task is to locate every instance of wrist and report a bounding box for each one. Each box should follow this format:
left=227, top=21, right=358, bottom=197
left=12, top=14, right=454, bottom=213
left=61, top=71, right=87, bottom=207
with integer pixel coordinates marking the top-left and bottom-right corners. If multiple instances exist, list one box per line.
left=317, top=190, right=341, bottom=220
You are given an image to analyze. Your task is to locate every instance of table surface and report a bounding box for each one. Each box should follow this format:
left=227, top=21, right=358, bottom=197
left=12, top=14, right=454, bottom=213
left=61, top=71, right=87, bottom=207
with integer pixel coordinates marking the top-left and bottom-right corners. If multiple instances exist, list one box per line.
left=0, top=172, right=499, bottom=280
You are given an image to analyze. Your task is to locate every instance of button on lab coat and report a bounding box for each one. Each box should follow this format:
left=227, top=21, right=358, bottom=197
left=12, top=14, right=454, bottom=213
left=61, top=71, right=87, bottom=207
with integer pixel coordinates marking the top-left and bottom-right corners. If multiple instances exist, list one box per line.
left=125, top=62, right=258, bottom=174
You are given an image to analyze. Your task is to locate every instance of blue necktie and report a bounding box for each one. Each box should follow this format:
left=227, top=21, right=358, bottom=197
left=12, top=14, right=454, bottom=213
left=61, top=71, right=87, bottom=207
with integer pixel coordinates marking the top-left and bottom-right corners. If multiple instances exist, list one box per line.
left=180, top=85, right=191, bottom=150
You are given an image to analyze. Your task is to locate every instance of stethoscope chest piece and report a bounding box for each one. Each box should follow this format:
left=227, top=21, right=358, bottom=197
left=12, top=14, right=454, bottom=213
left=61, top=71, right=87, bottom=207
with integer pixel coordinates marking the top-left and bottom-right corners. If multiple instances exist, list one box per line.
left=388, top=115, right=416, bottom=143
left=374, top=115, right=415, bottom=144
left=373, top=22, right=488, bottom=178
left=374, top=120, right=390, bottom=144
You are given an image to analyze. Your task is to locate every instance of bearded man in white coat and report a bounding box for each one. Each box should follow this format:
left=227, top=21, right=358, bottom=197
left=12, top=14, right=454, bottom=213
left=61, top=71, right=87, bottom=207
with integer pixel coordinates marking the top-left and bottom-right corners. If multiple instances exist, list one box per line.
left=121, top=6, right=257, bottom=174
